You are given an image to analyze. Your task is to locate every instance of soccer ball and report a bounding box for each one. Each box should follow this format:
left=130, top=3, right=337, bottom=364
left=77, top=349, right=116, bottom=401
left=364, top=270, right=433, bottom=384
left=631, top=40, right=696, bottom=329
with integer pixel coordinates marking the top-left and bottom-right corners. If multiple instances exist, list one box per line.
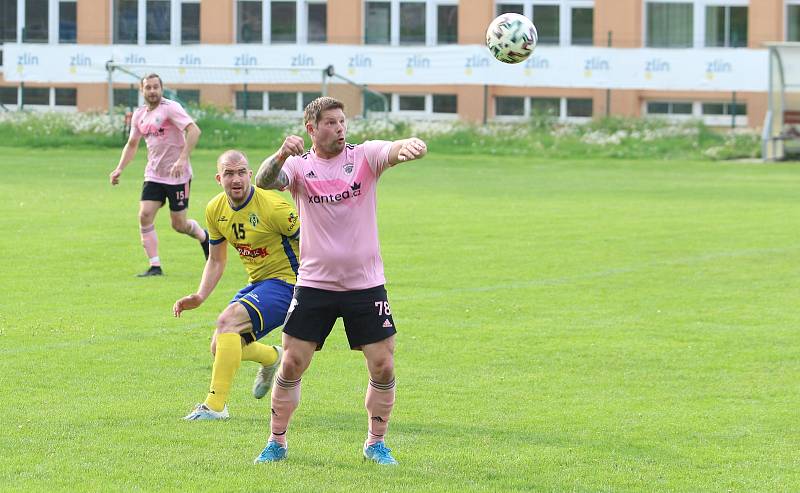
left=486, top=13, right=538, bottom=64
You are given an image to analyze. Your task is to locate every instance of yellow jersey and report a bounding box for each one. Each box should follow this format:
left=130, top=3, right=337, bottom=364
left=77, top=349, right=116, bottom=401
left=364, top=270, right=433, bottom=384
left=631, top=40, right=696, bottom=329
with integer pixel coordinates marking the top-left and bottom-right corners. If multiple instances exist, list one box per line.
left=206, top=187, right=300, bottom=284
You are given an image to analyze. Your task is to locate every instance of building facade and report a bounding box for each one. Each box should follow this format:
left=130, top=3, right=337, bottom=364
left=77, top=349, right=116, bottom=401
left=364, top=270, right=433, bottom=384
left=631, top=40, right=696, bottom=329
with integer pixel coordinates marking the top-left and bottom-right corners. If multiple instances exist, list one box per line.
left=0, top=0, right=792, bottom=126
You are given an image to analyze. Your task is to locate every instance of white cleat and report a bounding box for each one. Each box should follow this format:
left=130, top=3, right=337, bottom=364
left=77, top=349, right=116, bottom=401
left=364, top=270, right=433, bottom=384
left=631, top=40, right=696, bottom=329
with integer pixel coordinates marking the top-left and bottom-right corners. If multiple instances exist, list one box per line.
left=183, top=403, right=230, bottom=420
left=253, top=346, right=283, bottom=399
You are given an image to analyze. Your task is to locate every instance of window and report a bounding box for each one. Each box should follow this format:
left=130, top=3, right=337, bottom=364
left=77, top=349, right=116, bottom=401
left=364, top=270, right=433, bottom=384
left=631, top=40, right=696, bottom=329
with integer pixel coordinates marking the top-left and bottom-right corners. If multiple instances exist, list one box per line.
left=399, top=2, right=425, bottom=45
left=365, top=1, right=457, bottom=46
left=181, top=2, right=200, bottom=44
left=646, top=2, right=692, bottom=48
left=399, top=95, right=425, bottom=111
left=790, top=5, right=800, bottom=41
left=702, top=102, right=745, bottom=115
left=55, top=87, right=77, bottom=106
left=23, top=0, right=48, bottom=42
left=22, top=87, right=49, bottom=105
left=307, top=2, right=326, bottom=43
left=646, top=101, right=692, bottom=115
left=114, top=0, right=138, bottom=44
left=571, top=7, right=592, bottom=46
left=432, top=94, right=456, bottom=113
left=59, top=1, right=76, bottom=43
left=271, top=1, right=296, bottom=42
left=496, top=3, right=523, bottom=15
left=0, top=86, right=18, bottom=105
left=235, top=0, right=324, bottom=44
left=566, top=98, right=593, bottom=117
left=176, top=89, right=200, bottom=105
left=437, top=4, right=457, bottom=44
left=146, top=0, right=170, bottom=44
left=268, top=91, right=297, bottom=110
left=530, top=97, right=559, bottom=116
left=705, top=5, right=746, bottom=47
left=365, top=1, right=390, bottom=44
left=0, top=0, right=16, bottom=42
left=364, top=91, right=391, bottom=112
left=238, top=1, right=263, bottom=43
left=496, top=96, right=524, bottom=116
left=113, top=87, right=139, bottom=108
left=533, top=4, right=558, bottom=45
left=302, top=91, right=321, bottom=108
left=236, top=90, right=263, bottom=110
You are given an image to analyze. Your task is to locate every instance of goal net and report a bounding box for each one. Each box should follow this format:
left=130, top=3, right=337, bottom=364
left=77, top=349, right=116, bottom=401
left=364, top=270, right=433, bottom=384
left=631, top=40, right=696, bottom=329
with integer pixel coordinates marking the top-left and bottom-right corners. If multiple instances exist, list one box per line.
left=106, top=62, right=332, bottom=115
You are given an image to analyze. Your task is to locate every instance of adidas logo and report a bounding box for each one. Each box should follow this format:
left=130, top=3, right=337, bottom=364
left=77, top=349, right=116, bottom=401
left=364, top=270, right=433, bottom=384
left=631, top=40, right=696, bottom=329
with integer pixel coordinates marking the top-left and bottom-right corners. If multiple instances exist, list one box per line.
left=305, top=170, right=318, bottom=178
left=382, top=319, right=393, bottom=328
left=350, top=182, right=361, bottom=192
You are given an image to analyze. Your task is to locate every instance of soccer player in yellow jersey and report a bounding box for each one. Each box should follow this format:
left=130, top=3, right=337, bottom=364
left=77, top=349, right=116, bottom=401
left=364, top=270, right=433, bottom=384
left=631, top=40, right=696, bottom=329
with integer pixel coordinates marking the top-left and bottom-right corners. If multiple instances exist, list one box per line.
left=173, top=149, right=300, bottom=420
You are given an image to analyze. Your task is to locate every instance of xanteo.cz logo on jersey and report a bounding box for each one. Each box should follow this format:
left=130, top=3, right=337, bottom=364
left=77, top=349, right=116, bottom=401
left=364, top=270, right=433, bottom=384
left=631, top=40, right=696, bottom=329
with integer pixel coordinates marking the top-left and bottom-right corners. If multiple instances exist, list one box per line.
left=308, top=182, right=362, bottom=204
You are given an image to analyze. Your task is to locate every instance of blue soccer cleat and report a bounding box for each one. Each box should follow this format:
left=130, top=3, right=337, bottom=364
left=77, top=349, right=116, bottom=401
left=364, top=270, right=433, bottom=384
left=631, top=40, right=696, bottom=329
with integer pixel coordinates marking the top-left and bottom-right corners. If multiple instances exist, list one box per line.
left=254, top=441, right=287, bottom=464
left=363, top=442, right=398, bottom=465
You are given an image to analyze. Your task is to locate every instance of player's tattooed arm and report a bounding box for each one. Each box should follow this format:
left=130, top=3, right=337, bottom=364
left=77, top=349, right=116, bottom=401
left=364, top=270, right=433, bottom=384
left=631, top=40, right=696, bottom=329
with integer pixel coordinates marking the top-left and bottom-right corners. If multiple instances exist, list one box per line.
left=255, top=154, right=288, bottom=189
left=256, top=135, right=305, bottom=189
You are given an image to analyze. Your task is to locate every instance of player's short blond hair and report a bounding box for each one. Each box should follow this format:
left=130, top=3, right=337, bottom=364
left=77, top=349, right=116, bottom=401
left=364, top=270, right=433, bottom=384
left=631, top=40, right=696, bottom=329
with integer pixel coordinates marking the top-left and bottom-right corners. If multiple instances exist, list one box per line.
left=217, top=150, right=249, bottom=171
left=304, top=96, right=344, bottom=127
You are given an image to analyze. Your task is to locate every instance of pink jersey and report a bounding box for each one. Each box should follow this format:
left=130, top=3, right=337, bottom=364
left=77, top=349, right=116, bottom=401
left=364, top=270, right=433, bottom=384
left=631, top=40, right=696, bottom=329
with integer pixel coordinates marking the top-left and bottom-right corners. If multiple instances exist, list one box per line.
left=129, top=98, right=195, bottom=185
left=282, top=140, right=393, bottom=291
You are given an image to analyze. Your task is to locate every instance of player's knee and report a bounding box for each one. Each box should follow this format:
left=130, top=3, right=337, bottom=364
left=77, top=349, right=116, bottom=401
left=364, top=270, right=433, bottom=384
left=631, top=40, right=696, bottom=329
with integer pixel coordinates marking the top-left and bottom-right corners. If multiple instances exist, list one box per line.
left=170, top=217, right=188, bottom=233
left=210, top=339, right=216, bottom=356
left=215, top=312, right=241, bottom=334
left=139, top=213, right=155, bottom=226
left=369, top=356, right=395, bottom=382
left=280, top=351, right=309, bottom=380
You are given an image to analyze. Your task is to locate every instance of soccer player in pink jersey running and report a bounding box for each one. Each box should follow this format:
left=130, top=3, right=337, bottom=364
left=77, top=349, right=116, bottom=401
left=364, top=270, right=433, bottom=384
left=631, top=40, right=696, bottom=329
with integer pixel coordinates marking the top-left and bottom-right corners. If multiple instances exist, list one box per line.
left=109, top=74, right=209, bottom=277
left=252, top=96, right=427, bottom=465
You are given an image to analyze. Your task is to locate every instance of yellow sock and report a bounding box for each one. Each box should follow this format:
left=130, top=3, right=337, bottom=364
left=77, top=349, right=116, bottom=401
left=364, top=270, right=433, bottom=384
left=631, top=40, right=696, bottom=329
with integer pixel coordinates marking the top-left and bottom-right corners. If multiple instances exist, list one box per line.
left=241, top=342, right=279, bottom=366
left=204, top=333, right=242, bottom=412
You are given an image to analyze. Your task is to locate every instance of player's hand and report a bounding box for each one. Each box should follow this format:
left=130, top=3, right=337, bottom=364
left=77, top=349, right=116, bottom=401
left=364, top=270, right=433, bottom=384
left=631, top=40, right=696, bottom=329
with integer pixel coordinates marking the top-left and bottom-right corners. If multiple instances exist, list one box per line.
left=397, top=138, right=427, bottom=162
left=278, top=135, right=305, bottom=161
left=169, top=158, right=188, bottom=178
left=173, top=294, right=204, bottom=317
left=109, top=168, right=122, bottom=185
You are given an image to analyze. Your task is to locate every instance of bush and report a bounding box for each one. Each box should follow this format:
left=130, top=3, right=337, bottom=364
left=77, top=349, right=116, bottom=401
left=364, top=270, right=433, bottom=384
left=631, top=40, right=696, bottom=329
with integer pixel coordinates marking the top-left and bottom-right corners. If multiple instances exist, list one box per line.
left=0, top=109, right=762, bottom=160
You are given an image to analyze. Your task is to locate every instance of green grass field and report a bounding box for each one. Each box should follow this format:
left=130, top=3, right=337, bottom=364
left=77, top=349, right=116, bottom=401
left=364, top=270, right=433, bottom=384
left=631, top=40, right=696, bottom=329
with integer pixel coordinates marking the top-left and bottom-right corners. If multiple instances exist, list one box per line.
left=1, top=145, right=798, bottom=491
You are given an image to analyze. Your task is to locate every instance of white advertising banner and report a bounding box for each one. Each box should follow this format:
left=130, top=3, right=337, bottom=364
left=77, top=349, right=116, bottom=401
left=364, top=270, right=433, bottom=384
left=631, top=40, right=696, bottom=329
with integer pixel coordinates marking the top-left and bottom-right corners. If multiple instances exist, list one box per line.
left=2, top=43, right=768, bottom=92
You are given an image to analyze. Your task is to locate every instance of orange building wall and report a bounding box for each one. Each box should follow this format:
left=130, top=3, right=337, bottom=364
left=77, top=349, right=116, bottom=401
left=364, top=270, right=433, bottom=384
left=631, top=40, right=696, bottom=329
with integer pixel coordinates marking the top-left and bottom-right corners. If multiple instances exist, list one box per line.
left=749, top=0, right=783, bottom=48
left=457, top=86, right=490, bottom=122
left=328, top=0, right=362, bottom=44
left=202, top=0, right=234, bottom=44
left=459, top=0, right=494, bottom=44
left=595, top=0, right=642, bottom=47
left=7, top=0, right=776, bottom=128
left=77, top=0, right=110, bottom=44
left=77, top=84, right=108, bottom=112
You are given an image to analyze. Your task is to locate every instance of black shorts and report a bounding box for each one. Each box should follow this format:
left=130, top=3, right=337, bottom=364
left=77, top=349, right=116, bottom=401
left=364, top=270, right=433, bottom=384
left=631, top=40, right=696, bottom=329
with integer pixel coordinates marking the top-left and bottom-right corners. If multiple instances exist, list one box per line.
left=282, top=285, right=397, bottom=350
left=141, top=180, right=191, bottom=211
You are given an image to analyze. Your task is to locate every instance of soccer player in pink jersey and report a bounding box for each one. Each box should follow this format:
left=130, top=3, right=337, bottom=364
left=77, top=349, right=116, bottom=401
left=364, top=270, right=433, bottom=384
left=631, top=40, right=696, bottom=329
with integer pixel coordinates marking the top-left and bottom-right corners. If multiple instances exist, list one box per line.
left=252, top=96, right=427, bottom=465
left=109, top=74, right=208, bottom=277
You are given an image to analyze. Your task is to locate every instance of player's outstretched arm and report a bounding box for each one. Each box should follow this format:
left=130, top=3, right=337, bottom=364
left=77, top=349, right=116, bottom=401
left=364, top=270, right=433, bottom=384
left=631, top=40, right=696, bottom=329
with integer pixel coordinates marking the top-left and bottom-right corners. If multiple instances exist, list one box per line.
left=256, top=135, right=305, bottom=190
left=388, top=137, right=428, bottom=166
left=173, top=241, right=227, bottom=317
left=110, top=136, right=141, bottom=185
